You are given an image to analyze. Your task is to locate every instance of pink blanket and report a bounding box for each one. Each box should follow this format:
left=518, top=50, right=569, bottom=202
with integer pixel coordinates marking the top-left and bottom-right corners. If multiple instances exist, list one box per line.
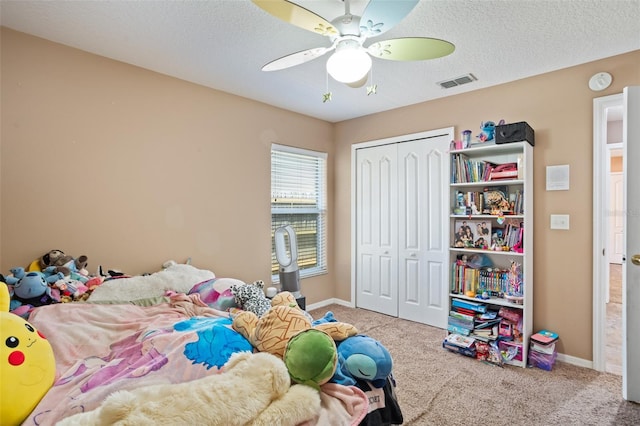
left=22, top=298, right=367, bottom=425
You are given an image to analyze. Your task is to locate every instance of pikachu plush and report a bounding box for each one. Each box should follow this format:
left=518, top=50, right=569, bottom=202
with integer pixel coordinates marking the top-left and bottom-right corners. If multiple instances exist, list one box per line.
left=0, top=281, right=55, bottom=425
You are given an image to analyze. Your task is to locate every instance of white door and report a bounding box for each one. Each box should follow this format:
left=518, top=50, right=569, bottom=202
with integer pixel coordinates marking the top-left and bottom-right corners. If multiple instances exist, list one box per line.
left=609, top=172, right=624, bottom=264
left=397, top=137, right=449, bottom=327
left=623, top=86, right=640, bottom=402
left=355, top=144, right=399, bottom=316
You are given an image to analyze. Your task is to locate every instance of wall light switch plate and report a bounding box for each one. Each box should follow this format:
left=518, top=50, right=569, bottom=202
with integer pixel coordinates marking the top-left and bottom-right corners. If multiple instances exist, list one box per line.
left=550, top=214, right=570, bottom=230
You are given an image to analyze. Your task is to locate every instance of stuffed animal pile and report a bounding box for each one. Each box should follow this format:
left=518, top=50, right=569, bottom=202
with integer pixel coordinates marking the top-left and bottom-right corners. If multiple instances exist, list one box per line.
left=229, top=283, right=398, bottom=394
left=3, top=249, right=105, bottom=316
left=233, top=290, right=359, bottom=389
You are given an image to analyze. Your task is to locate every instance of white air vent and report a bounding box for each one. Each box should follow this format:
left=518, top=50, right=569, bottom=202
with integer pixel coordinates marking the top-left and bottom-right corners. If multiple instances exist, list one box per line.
left=437, top=73, right=477, bottom=89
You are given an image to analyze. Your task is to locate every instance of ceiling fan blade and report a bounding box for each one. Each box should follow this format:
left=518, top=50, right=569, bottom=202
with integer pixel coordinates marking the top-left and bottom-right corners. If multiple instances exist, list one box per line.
left=252, top=0, right=337, bottom=36
left=359, top=0, right=419, bottom=37
left=262, top=47, right=331, bottom=71
left=367, top=37, right=455, bottom=61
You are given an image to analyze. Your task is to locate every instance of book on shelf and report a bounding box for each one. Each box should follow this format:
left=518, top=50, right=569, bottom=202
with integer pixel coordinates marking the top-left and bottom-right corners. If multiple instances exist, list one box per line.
left=442, top=340, right=477, bottom=358
left=530, top=329, right=559, bottom=345
left=449, top=310, right=475, bottom=322
left=451, top=298, right=487, bottom=313
left=445, top=333, right=476, bottom=348
left=447, top=323, right=472, bottom=336
left=488, top=162, right=518, bottom=181
left=479, top=310, right=499, bottom=320
left=474, top=318, right=501, bottom=329
left=498, top=306, right=523, bottom=323
left=471, top=326, right=499, bottom=341
left=451, top=153, right=498, bottom=184
left=448, top=316, right=474, bottom=331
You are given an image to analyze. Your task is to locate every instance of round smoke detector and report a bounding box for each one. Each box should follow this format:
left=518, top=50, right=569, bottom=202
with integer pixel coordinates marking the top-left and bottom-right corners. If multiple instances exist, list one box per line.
left=589, top=72, right=613, bottom=91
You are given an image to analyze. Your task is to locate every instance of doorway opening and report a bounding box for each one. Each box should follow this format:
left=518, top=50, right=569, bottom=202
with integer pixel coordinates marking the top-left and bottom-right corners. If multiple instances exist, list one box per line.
left=593, top=93, right=624, bottom=374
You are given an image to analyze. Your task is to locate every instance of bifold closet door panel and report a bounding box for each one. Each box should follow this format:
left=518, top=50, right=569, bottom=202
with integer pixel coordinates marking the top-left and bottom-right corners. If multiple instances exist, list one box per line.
left=355, top=144, right=399, bottom=317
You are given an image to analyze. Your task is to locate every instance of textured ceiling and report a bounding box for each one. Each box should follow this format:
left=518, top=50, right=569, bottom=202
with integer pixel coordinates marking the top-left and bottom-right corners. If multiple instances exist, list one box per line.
left=1, top=0, right=639, bottom=123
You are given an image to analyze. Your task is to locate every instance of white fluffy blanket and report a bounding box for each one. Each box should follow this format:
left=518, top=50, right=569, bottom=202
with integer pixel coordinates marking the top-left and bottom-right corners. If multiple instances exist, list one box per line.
left=56, top=352, right=321, bottom=426
left=88, top=263, right=215, bottom=303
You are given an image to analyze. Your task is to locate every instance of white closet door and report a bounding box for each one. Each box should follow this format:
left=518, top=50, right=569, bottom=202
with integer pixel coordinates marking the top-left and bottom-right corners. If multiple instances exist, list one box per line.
left=397, top=136, right=450, bottom=327
left=355, top=144, right=399, bottom=316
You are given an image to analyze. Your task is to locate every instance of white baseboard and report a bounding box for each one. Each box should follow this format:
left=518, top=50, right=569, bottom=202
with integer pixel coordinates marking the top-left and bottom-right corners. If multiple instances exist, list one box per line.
left=556, top=352, right=593, bottom=369
left=306, top=298, right=353, bottom=312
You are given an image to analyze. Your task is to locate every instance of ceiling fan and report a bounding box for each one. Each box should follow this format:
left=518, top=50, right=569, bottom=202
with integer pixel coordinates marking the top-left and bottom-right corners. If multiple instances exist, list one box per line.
left=252, top=0, right=455, bottom=88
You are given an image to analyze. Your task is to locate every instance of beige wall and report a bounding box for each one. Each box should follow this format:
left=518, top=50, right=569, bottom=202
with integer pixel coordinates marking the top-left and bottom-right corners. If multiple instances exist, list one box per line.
left=2, top=27, right=640, bottom=361
left=334, top=50, right=640, bottom=361
left=0, top=28, right=336, bottom=304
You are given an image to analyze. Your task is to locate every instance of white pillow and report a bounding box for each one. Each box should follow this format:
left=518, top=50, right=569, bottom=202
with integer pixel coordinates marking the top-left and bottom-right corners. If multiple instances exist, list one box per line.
left=88, top=263, right=215, bottom=303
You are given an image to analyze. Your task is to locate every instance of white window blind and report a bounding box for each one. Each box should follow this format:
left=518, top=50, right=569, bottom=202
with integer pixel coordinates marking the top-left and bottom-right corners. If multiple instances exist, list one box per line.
left=271, top=144, right=327, bottom=280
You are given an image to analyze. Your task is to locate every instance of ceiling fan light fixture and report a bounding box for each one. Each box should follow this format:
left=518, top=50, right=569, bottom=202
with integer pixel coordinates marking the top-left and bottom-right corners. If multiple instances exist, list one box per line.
left=326, top=42, right=372, bottom=84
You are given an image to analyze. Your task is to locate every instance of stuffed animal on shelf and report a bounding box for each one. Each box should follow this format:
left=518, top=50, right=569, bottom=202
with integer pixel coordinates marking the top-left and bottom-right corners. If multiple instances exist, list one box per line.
left=0, top=282, right=56, bottom=425
left=477, top=119, right=505, bottom=142
left=56, top=352, right=321, bottom=426
left=331, top=334, right=393, bottom=388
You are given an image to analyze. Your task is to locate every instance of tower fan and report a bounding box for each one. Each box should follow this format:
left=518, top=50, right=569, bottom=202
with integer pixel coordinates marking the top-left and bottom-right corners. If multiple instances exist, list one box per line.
left=274, top=225, right=301, bottom=298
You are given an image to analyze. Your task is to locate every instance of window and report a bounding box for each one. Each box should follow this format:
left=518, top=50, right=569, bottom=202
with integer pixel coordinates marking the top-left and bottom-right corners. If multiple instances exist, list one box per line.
left=271, top=144, right=327, bottom=281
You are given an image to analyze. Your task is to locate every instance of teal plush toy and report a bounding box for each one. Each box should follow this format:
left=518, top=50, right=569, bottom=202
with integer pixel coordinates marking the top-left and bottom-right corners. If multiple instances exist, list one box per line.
left=331, top=334, right=392, bottom=388
left=5, top=268, right=62, bottom=309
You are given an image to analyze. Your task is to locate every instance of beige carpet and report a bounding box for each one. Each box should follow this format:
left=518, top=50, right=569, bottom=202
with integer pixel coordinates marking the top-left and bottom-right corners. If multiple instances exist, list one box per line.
left=310, top=304, right=640, bottom=426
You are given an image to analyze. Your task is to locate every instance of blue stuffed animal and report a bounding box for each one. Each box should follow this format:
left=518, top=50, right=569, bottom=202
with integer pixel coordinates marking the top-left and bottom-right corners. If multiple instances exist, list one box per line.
left=477, top=119, right=506, bottom=142
left=331, top=334, right=393, bottom=388
left=5, top=268, right=61, bottom=310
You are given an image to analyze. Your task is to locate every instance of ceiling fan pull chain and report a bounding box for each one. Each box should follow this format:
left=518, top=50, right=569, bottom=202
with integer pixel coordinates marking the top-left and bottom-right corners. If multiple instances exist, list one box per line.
left=323, top=71, right=332, bottom=103
left=367, top=67, right=377, bottom=96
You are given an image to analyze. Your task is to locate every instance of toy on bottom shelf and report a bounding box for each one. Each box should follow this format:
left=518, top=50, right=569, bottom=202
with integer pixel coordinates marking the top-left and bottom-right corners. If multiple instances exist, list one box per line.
left=0, top=282, right=56, bottom=425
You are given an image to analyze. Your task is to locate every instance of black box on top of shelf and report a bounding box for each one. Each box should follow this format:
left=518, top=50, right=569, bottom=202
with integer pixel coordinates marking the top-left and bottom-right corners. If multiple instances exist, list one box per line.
left=495, top=121, right=535, bottom=147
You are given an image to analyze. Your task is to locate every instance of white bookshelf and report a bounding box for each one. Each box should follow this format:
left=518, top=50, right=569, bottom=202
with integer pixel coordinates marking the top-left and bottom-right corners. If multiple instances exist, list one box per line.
left=447, top=141, right=533, bottom=367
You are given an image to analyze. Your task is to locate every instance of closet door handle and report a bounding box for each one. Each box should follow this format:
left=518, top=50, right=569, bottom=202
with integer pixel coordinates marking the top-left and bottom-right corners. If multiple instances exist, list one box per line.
left=410, top=253, right=417, bottom=257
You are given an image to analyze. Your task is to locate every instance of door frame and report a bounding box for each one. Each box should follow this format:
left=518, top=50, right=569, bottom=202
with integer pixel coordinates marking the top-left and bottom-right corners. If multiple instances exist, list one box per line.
left=593, top=93, right=623, bottom=372
left=350, top=127, right=454, bottom=308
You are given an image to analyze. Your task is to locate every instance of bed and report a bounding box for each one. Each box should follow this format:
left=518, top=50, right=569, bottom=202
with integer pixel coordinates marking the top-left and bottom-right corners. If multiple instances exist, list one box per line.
left=8, top=262, right=391, bottom=425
